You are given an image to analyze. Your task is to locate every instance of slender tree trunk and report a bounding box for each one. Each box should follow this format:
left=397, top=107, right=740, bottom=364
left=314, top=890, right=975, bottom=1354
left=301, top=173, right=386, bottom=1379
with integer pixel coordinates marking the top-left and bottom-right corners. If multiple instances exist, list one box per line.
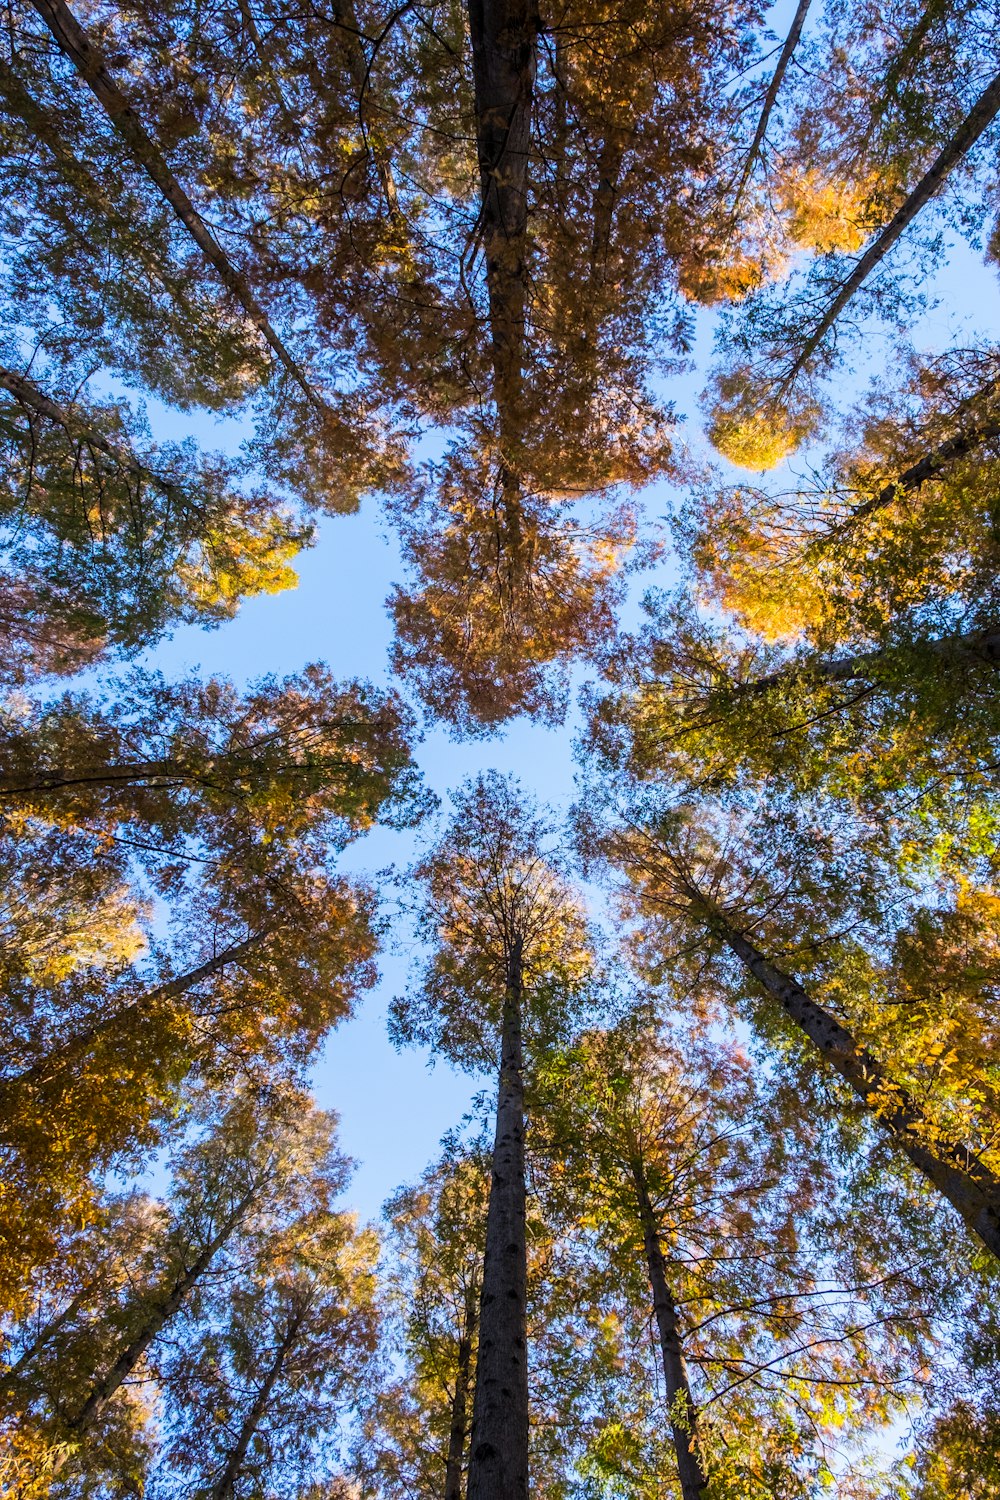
left=631, top=1163, right=709, bottom=1500
left=705, top=908, right=1000, bottom=1258
left=443, top=1292, right=477, bottom=1500
left=1, top=934, right=266, bottom=1095
left=332, top=0, right=400, bottom=214
left=0, top=757, right=199, bottom=799
left=844, top=374, right=1000, bottom=527
left=27, top=0, right=326, bottom=410
left=782, top=67, right=1000, bottom=387
left=466, top=934, right=529, bottom=1500
left=729, top=0, right=812, bottom=215
left=737, top=622, right=1000, bottom=699
left=589, top=135, right=626, bottom=291
left=0, top=366, right=182, bottom=499
left=467, top=0, right=538, bottom=441
left=0, top=1279, right=99, bottom=1390
left=209, top=1304, right=305, bottom=1500
left=67, top=1184, right=261, bottom=1434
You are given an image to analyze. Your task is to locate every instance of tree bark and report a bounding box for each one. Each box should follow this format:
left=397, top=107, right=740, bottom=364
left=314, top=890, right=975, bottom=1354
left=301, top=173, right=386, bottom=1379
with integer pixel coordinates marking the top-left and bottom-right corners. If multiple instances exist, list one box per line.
left=27, top=0, right=326, bottom=410
left=706, top=909, right=1000, bottom=1259
left=67, top=1183, right=261, bottom=1434
left=782, top=66, right=1000, bottom=387
left=467, top=0, right=538, bottom=441
left=209, top=1304, right=305, bottom=1500
left=443, top=1292, right=477, bottom=1500
left=844, top=375, right=1000, bottom=527
left=738, top=623, right=1000, bottom=697
left=466, top=934, right=529, bottom=1500
left=631, top=1163, right=709, bottom=1500
left=729, top=0, right=812, bottom=216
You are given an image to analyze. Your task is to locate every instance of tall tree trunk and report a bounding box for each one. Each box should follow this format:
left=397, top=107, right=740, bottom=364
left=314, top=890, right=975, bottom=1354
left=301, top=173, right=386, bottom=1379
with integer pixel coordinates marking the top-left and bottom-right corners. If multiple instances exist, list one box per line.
left=443, top=1292, right=477, bottom=1500
left=467, top=0, right=538, bottom=444
left=782, top=67, right=1000, bottom=388
left=1, top=933, right=267, bottom=1096
left=703, top=907, right=1000, bottom=1258
left=589, top=134, right=626, bottom=292
left=27, top=0, right=327, bottom=411
left=843, top=373, right=1000, bottom=528
left=66, top=1184, right=261, bottom=1434
left=738, top=623, right=1000, bottom=697
left=209, top=1304, right=305, bottom=1500
left=0, top=366, right=183, bottom=500
left=0, top=757, right=206, bottom=799
left=631, top=1163, right=709, bottom=1500
left=0, top=1279, right=99, bottom=1391
left=332, top=0, right=400, bottom=214
left=729, top=0, right=812, bottom=216
left=466, top=934, right=529, bottom=1500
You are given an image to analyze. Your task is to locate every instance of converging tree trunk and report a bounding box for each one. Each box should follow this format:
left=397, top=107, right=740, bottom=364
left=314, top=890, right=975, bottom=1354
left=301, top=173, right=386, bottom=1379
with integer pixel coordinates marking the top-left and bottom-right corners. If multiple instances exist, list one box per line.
left=209, top=1304, right=306, bottom=1500
left=737, top=623, right=1000, bottom=698
left=443, top=1292, right=477, bottom=1500
left=467, top=0, right=538, bottom=438
left=66, top=1182, right=261, bottom=1438
left=703, top=906, right=1000, bottom=1259
left=466, top=934, right=529, bottom=1500
left=843, top=374, right=1000, bottom=528
left=0, top=365, right=184, bottom=499
left=729, top=0, right=812, bottom=216
left=782, top=66, right=1000, bottom=386
left=0, top=1279, right=100, bottom=1391
left=631, top=1163, right=709, bottom=1500
left=0, top=932, right=268, bottom=1102
left=27, top=0, right=326, bottom=410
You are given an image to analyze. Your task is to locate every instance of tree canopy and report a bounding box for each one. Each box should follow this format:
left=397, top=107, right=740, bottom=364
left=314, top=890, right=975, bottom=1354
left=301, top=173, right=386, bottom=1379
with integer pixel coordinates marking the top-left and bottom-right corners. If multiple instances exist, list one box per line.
left=3, top=0, right=1000, bottom=1494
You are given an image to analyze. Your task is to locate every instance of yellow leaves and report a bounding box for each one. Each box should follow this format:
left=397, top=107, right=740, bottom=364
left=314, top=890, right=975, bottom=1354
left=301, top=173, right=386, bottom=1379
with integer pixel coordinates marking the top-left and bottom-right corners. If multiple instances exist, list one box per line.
left=777, top=168, right=877, bottom=255
left=706, top=367, right=820, bottom=473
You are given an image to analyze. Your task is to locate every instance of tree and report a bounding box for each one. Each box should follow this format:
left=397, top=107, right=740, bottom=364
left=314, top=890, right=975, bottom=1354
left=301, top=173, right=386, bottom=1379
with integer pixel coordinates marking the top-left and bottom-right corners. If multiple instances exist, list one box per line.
left=363, top=1145, right=490, bottom=1500
left=150, top=1116, right=378, bottom=1500
left=704, top=2, right=1000, bottom=464
left=535, top=1013, right=933, bottom=1496
left=390, top=773, right=594, bottom=1500
left=0, top=667, right=423, bottom=1318
left=2, top=1084, right=351, bottom=1493
left=581, top=796, right=1000, bottom=1261
left=384, top=0, right=763, bottom=726
left=0, top=362, right=309, bottom=683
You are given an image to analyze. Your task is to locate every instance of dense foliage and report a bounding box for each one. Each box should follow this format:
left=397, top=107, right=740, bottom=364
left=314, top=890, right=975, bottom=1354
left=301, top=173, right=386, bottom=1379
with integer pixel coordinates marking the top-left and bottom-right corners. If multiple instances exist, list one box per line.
left=2, top=0, right=1000, bottom=1494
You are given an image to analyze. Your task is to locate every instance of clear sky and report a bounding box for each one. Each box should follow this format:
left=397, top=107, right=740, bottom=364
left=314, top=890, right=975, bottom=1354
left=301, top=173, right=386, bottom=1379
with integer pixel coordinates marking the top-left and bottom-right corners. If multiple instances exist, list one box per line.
left=134, top=205, right=999, bottom=1226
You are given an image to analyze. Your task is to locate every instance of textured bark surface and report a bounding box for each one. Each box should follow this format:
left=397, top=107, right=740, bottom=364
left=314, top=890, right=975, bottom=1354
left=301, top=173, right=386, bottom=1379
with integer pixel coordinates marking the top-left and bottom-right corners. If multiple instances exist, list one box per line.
left=210, top=1305, right=304, bottom=1500
left=28, top=0, right=322, bottom=406
left=466, top=935, right=529, bottom=1500
left=784, top=66, right=1000, bottom=385
left=443, top=1295, right=477, bottom=1500
left=467, top=0, right=538, bottom=437
left=632, top=1165, right=709, bottom=1500
left=714, top=915, right=1000, bottom=1259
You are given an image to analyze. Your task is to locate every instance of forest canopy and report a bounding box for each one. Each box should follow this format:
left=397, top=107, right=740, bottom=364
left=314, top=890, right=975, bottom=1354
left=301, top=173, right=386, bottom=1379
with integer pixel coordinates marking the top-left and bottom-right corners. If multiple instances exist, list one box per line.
left=3, top=0, right=1000, bottom=1495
